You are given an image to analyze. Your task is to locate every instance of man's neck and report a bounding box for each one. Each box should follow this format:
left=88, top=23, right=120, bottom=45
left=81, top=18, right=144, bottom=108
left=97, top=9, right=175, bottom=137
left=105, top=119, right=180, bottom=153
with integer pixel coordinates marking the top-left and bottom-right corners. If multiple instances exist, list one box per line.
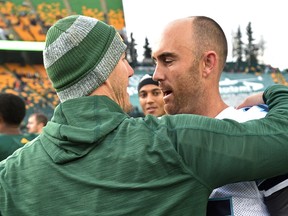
left=196, top=93, right=229, bottom=118
left=200, top=103, right=229, bottom=118
left=0, top=127, right=22, bottom=135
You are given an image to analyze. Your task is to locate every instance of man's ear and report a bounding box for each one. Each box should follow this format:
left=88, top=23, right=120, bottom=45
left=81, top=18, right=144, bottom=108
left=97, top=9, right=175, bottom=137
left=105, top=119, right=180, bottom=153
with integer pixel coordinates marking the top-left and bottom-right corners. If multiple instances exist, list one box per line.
left=202, top=51, right=216, bottom=78
left=89, top=78, right=112, bottom=97
left=102, top=78, right=112, bottom=89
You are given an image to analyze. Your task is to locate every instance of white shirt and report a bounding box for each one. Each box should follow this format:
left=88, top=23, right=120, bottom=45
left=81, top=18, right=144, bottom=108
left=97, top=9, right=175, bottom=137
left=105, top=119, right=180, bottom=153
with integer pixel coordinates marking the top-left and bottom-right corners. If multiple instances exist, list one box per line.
left=208, top=105, right=269, bottom=216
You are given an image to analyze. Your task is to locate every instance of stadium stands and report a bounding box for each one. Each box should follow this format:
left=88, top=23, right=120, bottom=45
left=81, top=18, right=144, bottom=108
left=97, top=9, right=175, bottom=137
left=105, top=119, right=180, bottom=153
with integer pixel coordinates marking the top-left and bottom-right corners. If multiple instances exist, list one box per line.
left=0, top=0, right=126, bottom=126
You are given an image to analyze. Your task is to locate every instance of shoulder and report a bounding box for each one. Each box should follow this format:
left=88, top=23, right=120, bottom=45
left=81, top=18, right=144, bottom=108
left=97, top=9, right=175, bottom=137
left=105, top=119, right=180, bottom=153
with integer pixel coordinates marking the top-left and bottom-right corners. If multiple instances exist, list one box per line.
left=241, top=104, right=269, bottom=113
left=0, top=134, right=23, bottom=145
left=17, top=133, right=39, bottom=145
left=217, top=105, right=268, bottom=122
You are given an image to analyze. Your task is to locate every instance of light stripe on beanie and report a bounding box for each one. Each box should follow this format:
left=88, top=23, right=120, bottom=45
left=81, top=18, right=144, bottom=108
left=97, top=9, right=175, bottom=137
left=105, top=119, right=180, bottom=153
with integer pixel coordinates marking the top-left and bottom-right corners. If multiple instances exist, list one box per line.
left=44, top=16, right=96, bottom=69
left=43, top=15, right=127, bottom=102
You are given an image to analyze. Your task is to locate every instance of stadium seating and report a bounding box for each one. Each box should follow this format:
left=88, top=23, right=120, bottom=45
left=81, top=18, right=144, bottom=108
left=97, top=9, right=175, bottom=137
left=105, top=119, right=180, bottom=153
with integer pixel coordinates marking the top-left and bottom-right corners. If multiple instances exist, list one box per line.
left=0, top=0, right=126, bottom=123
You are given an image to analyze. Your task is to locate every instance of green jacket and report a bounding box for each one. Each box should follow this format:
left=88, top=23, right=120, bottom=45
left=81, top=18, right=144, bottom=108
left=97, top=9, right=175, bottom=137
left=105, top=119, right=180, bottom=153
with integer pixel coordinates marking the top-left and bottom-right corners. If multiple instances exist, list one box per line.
left=1, top=85, right=288, bottom=216
left=0, top=133, right=37, bottom=161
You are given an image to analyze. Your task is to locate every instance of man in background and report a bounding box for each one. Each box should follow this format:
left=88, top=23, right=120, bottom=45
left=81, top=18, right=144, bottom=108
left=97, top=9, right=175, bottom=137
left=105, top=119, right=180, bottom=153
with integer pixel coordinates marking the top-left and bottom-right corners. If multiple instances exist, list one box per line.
left=138, top=73, right=166, bottom=117
left=152, top=15, right=288, bottom=215
left=0, top=93, right=37, bottom=161
left=27, top=112, right=48, bottom=134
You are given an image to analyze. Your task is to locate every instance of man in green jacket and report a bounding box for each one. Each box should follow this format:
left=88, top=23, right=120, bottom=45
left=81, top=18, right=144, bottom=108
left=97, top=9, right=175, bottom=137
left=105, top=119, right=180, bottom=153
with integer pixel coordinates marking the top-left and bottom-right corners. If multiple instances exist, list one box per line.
left=0, top=93, right=37, bottom=161
left=1, top=15, right=288, bottom=216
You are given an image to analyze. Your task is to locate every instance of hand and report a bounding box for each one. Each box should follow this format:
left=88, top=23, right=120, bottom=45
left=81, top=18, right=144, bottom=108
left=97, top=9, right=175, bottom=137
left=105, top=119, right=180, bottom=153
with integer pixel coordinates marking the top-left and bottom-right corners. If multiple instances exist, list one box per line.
left=236, top=92, right=264, bottom=109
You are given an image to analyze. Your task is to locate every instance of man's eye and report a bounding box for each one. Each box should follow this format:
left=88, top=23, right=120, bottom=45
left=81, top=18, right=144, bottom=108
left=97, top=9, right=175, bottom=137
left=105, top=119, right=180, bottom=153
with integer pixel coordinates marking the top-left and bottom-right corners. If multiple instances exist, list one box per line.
left=164, top=59, right=173, bottom=64
left=123, top=52, right=128, bottom=60
left=153, top=91, right=162, bottom=96
left=139, top=93, right=146, bottom=98
left=153, top=92, right=160, bottom=96
left=153, top=59, right=157, bottom=66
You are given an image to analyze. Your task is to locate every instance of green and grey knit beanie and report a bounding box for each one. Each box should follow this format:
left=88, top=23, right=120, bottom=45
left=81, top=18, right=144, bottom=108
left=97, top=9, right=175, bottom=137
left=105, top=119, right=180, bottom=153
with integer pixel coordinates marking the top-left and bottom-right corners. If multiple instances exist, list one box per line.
left=43, top=15, right=127, bottom=102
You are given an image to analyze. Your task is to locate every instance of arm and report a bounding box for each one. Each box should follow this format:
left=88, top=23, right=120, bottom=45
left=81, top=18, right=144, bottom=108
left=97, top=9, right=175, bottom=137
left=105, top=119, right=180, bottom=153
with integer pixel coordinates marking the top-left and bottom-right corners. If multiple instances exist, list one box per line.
left=236, top=91, right=265, bottom=109
left=170, top=84, right=288, bottom=189
left=236, top=87, right=288, bottom=216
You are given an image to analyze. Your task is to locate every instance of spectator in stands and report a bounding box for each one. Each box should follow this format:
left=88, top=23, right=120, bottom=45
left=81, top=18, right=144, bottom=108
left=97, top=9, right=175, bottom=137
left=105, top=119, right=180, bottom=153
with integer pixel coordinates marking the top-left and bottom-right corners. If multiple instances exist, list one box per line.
left=0, top=93, right=37, bottom=161
left=1, top=15, right=288, bottom=216
left=0, top=28, right=7, bottom=40
left=137, top=73, right=165, bottom=117
left=26, top=112, right=48, bottom=134
left=152, top=16, right=288, bottom=216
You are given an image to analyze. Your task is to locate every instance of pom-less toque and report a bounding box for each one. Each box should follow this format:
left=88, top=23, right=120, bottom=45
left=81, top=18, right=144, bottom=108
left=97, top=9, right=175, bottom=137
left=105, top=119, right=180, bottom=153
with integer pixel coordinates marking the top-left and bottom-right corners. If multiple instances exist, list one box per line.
left=43, top=15, right=127, bottom=102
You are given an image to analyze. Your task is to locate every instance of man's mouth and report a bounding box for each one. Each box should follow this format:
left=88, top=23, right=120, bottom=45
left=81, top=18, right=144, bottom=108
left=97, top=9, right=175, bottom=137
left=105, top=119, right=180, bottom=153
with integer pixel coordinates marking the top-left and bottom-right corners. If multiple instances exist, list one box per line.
left=146, top=107, right=157, bottom=112
left=163, top=90, right=172, bottom=97
left=160, top=84, right=172, bottom=100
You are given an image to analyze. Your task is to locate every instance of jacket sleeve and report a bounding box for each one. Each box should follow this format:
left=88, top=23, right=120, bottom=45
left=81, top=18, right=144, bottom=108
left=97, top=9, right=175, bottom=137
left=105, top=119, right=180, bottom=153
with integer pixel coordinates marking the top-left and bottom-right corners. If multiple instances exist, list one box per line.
left=173, top=84, right=288, bottom=190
